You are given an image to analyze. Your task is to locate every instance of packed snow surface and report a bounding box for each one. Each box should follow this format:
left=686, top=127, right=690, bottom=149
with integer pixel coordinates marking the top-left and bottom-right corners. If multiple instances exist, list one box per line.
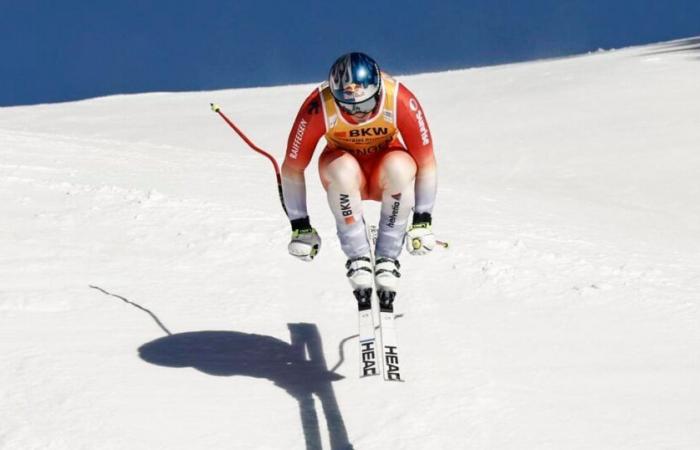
left=1, top=38, right=699, bottom=449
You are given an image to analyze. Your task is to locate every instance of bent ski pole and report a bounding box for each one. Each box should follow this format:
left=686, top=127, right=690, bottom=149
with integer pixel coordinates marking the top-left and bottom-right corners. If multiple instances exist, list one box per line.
left=210, top=103, right=288, bottom=217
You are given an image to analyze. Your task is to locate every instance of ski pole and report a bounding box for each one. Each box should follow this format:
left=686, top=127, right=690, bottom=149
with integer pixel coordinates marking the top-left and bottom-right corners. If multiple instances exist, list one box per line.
left=210, top=103, right=288, bottom=217
left=409, top=237, right=450, bottom=251
left=436, top=240, right=449, bottom=249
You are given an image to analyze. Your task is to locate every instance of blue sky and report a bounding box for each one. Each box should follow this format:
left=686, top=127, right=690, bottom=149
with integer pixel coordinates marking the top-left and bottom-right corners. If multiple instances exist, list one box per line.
left=2, top=0, right=699, bottom=106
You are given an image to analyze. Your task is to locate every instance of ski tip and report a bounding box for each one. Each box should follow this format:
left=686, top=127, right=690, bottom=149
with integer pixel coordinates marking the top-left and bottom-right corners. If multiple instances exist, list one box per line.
left=210, top=103, right=220, bottom=113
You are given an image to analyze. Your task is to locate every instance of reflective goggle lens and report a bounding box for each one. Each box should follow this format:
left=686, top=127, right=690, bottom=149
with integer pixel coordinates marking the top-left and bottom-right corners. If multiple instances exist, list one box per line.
left=338, top=94, right=378, bottom=115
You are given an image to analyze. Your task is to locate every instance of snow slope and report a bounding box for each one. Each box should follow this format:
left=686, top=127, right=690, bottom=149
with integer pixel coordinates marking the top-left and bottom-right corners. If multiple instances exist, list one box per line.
left=1, top=38, right=699, bottom=450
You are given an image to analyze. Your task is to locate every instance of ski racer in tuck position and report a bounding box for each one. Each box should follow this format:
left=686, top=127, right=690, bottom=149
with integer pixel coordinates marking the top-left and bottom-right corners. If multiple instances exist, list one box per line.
left=282, top=52, right=437, bottom=307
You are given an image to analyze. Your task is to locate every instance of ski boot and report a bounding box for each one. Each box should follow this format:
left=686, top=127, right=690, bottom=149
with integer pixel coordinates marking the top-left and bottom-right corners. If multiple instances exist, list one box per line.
left=346, top=255, right=373, bottom=310
left=374, top=257, right=400, bottom=312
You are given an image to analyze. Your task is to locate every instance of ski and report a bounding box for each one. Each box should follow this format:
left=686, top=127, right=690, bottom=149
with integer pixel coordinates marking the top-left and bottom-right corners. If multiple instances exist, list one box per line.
left=366, top=224, right=404, bottom=382
left=377, top=290, right=403, bottom=381
left=355, top=288, right=379, bottom=378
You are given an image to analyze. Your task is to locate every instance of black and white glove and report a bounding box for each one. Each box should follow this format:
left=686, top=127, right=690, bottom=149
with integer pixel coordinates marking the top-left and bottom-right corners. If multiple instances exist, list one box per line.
left=287, top=217, right=321, bottom=262
left=405, top=212, right=436, bottom=256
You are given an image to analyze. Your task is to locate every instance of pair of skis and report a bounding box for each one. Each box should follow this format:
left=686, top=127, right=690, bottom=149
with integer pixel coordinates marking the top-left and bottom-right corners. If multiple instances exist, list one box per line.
left=356, top=289, right=401, bottom=381
left=356, top=225, right=403, bottom=381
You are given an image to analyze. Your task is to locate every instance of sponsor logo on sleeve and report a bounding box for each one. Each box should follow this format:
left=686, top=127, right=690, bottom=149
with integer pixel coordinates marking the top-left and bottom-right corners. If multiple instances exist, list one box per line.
left=416, top=110, right=430, bottom=146
left=408, top=97, right=430, bottom=146
left=289, top=118, right=308, bottom=160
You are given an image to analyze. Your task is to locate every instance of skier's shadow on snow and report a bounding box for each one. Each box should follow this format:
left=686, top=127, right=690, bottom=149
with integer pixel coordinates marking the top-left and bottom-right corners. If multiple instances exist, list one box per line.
left=139, top=324, right=353, bottom=450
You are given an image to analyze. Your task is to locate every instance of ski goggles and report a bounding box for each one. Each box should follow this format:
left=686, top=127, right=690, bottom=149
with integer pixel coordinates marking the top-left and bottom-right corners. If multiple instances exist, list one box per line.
left=336, top=92, right=379, bottom=115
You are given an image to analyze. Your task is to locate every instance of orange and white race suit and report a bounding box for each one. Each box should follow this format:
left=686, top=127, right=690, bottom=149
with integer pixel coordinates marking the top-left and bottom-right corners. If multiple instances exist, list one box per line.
left=282, top=73, right=437, bottom=259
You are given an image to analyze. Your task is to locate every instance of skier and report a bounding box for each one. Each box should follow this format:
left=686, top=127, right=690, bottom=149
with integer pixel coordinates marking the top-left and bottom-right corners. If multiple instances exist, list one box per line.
left=282, top=52, right=437, bottom=304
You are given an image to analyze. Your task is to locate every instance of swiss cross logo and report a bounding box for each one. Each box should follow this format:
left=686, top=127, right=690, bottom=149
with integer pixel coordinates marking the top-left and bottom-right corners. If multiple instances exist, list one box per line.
left=306, top=99, right=320, bottom=115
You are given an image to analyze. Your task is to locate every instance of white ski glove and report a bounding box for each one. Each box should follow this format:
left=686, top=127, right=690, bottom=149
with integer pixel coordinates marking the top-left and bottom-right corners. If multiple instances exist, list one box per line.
left=405, top=213, right=436, bottom=256
left=287, top=217, right=321, bottom=262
